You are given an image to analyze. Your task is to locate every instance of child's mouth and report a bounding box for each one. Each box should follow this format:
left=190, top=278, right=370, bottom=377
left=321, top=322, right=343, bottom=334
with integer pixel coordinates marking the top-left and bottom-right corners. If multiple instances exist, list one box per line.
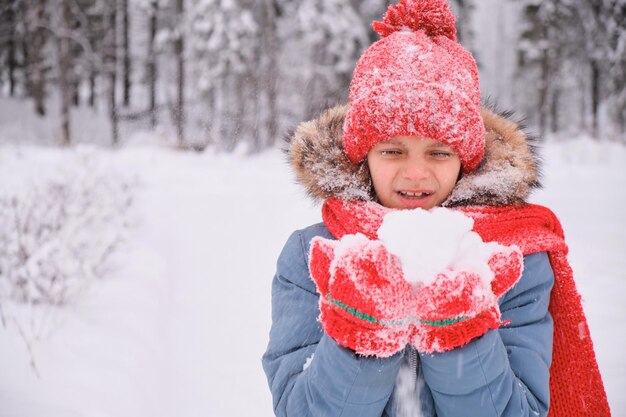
left=398, top=191, right=432, bottom=198
left=395, top=190, right=437, bottom=209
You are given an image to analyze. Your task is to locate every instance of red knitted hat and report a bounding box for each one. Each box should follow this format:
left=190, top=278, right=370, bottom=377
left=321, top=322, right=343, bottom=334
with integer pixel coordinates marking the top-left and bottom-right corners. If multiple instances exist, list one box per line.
left=343, top=0, right=485, bottom=172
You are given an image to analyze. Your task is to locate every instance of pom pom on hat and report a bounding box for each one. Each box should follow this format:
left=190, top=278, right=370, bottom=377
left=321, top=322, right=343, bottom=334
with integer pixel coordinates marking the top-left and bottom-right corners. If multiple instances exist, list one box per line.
left=372, top=0, right=457, bottom=41
left=343, top=0, right=485, bottom=173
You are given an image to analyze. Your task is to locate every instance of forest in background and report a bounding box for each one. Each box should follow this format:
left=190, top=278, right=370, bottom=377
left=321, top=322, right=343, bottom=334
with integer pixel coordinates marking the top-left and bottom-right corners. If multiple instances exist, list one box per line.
left=0, top=0, right=624, bottom=150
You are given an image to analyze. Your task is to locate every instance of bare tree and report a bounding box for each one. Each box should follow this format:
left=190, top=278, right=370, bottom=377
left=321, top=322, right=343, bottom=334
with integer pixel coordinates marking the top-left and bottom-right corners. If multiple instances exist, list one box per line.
left=104, top=0, right=119, bottom=144
left=515, top=1, right=575, bottom=136
left=86, top=0, right=104, bottom=109
left=296, top=0, right=369, bottom=119
left=147, top=0, right=158, bottom=128
left=260, top=0, right=278, bottom=148
left=57, top=0, right=72, bottom=145
left=0, top=2, right=18, bottom=97
left=174, top=0, right=185, bottom=147
left=450, top=0, right=475, bottom=48
left=586, top=0, right=626, bottom=140
left=122, top=0, right=131, bottom=107
left=28, top=0, right=49, bottom=116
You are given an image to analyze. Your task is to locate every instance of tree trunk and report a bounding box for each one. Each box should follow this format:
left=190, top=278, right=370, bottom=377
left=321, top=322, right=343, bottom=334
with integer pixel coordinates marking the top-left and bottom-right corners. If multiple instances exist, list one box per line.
left=250, top=74, right=261, bottom=152
left=7, top=5, right=17, bottom=97
left=122, top=0, right=131, bottom=107
left=451, top=0, right=472, bottom=45
left=58, top=0, right=72, bottom=145
left=304, top=43, right=324, bottom=120
left=206, top=87, right=216, bottom=147
left=147, top=0, right=158, bottom=128
left=590, top=60, right=600, bottom=138
left=550, top=87, right=560, bottom=134
left=88, top=70, right=96, bottom=108
left=619, top=108, right=625, bottom=142
left=72, top=80, right=80, bottom=106
left=30, top=0, right=48, bottom=116
left=578, top=69, right=589, bottom=134
left=537, top=44, right=550, bottom=137
left=235, top=74, right=246, bottom=148
left=106, top=0, right=119, bottom=145
left=262, top=0, right=278, bottom=147
left=220, top=74, right=232, bottom=150
left=174, top=0, right=185, bottom=147
left=18, top=1, right=32, bottom=97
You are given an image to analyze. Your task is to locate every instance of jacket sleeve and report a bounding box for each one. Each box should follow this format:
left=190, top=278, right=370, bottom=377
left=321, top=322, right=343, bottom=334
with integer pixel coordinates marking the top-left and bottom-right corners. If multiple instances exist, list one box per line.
left=262, top=227, right=403, bottom=417
left=419, top=251, right=554, bottom=417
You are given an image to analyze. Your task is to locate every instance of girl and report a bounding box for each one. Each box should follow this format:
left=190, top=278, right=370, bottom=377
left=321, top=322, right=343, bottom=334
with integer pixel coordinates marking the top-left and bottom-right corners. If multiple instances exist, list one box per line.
left=262, top=1, right=610, bottom=416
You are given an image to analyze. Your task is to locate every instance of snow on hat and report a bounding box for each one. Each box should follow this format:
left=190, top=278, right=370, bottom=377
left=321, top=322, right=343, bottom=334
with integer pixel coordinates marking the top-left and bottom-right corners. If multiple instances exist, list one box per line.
left=343, top=0, right=485, bottom=173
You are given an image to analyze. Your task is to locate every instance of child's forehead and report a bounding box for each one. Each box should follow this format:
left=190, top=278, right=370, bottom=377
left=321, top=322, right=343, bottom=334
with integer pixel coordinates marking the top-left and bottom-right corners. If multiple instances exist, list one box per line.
left=377, top=136, right=453, bottom=148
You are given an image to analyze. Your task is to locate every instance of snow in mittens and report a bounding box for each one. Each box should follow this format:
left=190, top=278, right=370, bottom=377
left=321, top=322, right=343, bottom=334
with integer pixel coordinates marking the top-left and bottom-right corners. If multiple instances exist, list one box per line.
left=330, top=232, right=369, bottom=260
left=377, top=207, right=503, bottom=285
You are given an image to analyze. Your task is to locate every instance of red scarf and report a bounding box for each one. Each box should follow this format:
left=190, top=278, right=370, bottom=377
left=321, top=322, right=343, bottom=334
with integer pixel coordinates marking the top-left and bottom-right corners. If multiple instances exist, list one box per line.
left=322, top=198, right=611, bottom=417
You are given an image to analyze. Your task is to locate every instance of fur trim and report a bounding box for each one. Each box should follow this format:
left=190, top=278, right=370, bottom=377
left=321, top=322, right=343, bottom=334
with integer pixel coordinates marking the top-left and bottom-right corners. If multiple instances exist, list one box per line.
left=288, top=106, right=375, bottom=202
left=287, top=104, right=541, bottom=207
left=444, top=106, right=541, bottom=207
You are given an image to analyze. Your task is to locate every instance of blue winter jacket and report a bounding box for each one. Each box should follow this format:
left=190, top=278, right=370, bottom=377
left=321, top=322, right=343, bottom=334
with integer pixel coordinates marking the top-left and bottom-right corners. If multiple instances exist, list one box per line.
left=262, top=222, right=554, bottom=417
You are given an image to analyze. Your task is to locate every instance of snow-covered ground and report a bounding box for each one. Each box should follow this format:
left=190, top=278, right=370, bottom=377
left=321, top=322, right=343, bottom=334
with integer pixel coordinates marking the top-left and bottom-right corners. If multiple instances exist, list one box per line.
left=0, top=136, right=624, bottom=416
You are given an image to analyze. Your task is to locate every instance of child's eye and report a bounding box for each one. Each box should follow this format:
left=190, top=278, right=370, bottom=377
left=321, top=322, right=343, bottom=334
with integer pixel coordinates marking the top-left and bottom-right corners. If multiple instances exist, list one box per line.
left=380, top=149, right=402, bottom=156
left=430, top=151, right=452, bottom=159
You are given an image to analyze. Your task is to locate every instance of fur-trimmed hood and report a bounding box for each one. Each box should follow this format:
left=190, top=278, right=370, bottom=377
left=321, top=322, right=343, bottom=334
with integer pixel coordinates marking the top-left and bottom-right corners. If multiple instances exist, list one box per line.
left=287, top=104, right=540, bottom=207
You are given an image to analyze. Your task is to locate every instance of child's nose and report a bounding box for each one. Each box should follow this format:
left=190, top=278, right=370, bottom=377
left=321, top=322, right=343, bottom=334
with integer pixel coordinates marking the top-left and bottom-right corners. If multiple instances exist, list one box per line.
left=401, top=159, right=430, bottom=180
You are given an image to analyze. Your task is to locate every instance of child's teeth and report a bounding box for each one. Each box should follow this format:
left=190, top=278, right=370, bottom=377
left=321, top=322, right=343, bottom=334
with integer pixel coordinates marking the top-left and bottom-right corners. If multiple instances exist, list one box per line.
left=402, top=191, right=426, bottom=197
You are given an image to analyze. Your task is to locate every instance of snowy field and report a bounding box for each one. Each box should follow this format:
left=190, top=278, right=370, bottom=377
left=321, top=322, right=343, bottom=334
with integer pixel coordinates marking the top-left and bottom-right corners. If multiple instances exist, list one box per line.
left=0, top=137, right=625, bottom=417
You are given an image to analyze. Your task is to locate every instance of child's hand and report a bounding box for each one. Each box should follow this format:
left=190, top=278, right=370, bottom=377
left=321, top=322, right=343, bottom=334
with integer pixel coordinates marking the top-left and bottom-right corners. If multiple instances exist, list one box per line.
left=309, top=235, right=413, bottom=357
left=410, top=245, right=524, bottom=353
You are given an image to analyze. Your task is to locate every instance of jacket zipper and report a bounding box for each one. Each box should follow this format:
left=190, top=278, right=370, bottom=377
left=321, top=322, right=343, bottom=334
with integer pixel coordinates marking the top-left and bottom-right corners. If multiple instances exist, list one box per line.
left=409, top=346, right=419, bottom=389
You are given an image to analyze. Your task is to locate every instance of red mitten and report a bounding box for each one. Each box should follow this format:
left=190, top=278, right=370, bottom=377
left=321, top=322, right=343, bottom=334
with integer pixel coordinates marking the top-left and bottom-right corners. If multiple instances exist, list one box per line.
left=411, top=245, right=524, bottom=353
left=309, top=235, right=413, bottom=357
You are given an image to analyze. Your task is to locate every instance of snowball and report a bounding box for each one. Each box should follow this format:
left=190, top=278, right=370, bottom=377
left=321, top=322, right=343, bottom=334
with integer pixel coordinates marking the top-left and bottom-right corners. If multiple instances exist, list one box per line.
left=377, top=207, right=497, bottom=286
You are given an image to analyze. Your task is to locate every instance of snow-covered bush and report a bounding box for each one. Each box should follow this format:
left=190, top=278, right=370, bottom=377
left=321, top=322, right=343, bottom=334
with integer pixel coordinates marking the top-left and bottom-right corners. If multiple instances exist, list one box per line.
left=0, top=151, right=134, bottom=307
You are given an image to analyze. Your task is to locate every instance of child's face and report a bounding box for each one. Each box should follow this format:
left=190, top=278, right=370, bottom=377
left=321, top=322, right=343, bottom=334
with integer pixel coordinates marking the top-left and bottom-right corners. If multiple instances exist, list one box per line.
left=367, top=136, right=461, bottom=210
